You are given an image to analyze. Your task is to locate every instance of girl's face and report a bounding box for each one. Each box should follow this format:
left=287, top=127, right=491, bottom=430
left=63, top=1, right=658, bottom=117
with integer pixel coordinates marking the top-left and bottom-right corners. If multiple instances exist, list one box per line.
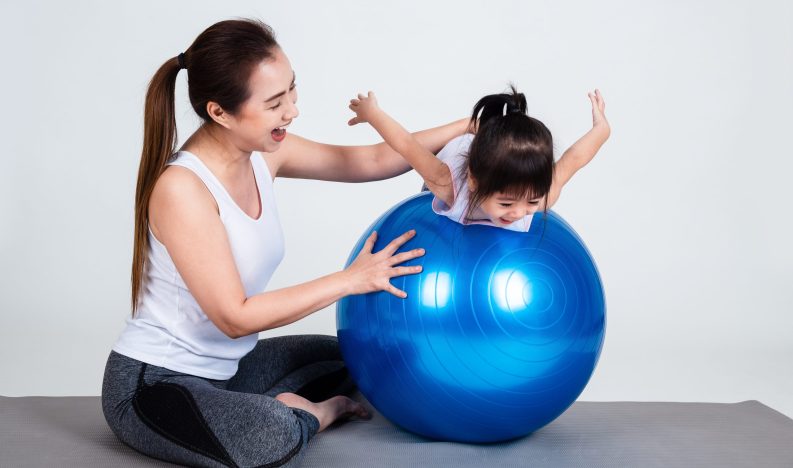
left=478, top=191, right=543, bottom=226
left=468, top=175, right=544, bottom=226
left=226, top=47, right=299, bottom=153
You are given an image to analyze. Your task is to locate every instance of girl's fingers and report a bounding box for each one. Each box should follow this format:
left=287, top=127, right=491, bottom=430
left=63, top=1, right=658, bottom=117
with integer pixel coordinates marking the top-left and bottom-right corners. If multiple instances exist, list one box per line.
left=592, top=89, right=605, bottom=109
left=348, top=118, right=359, bottom=126
left=588, top=93, right=598, bottom=110
left=358, top=93, right=366, bottom=100
left=588, top=90, right=605, bottom=114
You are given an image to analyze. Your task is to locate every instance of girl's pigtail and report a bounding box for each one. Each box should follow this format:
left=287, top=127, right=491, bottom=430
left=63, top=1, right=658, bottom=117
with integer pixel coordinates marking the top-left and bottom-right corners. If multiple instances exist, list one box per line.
left=469, top=84, right=527, bottom=130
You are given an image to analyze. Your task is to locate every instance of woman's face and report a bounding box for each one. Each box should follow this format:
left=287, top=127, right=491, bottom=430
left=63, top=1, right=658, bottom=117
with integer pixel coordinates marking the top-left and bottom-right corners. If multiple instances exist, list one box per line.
left=227, top=47, right=299, bottom=153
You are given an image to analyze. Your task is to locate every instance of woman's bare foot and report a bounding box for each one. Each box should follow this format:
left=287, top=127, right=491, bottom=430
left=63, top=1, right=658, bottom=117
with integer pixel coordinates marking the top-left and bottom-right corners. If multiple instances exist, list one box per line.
left=275, top=392, right=371, bottom=432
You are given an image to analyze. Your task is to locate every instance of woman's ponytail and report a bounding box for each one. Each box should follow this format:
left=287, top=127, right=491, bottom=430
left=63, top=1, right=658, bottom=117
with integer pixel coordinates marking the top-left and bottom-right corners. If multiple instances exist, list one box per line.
left=130, top=19, right=279, bottom=315
left=131, top=56, right=182, bottom=315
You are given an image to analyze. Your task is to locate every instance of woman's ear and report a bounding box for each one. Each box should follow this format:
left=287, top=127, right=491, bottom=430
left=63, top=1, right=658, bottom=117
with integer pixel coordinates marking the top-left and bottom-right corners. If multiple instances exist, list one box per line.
left=206, top=101, right=233, bottom=129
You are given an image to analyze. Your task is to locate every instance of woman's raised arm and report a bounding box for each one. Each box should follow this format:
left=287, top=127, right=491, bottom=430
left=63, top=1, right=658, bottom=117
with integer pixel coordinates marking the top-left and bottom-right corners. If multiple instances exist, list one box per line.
left=270, top=118, right=468, bottom=182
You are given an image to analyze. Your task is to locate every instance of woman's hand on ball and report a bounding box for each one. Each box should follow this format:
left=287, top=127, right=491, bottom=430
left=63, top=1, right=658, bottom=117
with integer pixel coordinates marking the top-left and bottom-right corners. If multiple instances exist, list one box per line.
left=343, top=230, right=424, bottom=298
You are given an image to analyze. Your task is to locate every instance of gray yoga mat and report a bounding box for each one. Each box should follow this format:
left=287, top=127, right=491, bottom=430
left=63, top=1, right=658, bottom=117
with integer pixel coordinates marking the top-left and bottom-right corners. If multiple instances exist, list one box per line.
left=1, top=395, right=792, bottom=467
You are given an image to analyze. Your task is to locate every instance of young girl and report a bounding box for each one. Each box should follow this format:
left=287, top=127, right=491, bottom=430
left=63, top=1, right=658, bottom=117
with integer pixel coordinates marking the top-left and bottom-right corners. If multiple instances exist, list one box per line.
left=348, top=86, right=610, bottom=231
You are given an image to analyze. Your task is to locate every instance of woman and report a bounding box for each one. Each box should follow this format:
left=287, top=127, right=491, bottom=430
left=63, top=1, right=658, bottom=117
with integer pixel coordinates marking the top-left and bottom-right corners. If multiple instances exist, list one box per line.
left=101, top=18, right=467, bottom=467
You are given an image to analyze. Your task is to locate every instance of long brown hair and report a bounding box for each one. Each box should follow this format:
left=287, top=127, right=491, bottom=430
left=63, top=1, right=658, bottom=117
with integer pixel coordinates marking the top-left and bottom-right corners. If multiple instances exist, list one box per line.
left=131, top=19, right=279, bottom=315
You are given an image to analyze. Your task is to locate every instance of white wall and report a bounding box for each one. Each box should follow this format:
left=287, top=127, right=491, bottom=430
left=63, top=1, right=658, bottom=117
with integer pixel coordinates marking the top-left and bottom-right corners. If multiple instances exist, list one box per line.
left=1, top=0, right=791, bottom=418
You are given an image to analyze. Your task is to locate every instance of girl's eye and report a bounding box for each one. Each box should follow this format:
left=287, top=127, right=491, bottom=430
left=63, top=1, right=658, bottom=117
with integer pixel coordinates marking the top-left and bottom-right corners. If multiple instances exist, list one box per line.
left=499, top=203, right=512, bottom=207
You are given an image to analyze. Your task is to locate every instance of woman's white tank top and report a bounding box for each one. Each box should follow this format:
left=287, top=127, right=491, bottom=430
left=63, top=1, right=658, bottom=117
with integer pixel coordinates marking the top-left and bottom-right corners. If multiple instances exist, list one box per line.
left=112, top=151, right=285, bottom=379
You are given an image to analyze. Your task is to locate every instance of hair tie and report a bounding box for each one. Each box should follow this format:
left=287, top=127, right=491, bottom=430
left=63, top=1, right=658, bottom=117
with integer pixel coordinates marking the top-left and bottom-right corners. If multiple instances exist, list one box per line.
left=177, top=52, right=186, bottom=70
left=503, top=102, right=522, bottom=116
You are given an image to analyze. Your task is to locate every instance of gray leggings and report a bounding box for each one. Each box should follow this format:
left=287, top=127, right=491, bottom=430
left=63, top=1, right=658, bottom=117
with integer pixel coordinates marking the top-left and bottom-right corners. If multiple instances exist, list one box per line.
left=102, top=335, right=353, bottom=467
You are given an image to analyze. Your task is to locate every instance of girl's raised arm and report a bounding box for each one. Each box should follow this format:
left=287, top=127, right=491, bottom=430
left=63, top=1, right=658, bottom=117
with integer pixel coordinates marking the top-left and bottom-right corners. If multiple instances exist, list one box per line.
left=348, top=92, right=455, bottom=206
left=546, top=89, right=611, bottom=209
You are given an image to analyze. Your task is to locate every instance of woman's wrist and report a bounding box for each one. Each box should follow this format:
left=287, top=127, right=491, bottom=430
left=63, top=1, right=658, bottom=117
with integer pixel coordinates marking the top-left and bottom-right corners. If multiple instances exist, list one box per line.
left=332, top=269, right=356, bottom=298
left=459, top=117, right=475, bottom=134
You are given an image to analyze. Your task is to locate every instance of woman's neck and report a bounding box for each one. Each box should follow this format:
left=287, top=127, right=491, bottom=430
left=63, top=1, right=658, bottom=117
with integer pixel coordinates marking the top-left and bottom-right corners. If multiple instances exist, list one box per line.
left=182, top=123, right=252, bottom=177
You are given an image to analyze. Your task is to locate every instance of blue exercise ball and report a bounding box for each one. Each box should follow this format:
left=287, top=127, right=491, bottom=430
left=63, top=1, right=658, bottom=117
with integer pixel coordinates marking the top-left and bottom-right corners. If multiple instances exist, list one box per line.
left=337, top=192, right=606, bottom=443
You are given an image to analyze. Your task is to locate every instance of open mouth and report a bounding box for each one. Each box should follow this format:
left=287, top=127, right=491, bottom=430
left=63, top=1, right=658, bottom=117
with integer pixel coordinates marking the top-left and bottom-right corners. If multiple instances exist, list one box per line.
left=271, top=126, right=287, bottom=142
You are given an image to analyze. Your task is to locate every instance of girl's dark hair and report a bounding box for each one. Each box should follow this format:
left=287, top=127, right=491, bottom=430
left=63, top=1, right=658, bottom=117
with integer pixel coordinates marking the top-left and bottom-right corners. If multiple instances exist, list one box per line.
left=462, top=85, right=554, bottom=223
left=131, top=19, right=279, bottom=315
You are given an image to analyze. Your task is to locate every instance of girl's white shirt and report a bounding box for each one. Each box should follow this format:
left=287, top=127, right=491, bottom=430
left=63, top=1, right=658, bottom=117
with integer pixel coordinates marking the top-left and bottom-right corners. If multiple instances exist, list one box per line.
left=432, top=133, right=533, bottom=232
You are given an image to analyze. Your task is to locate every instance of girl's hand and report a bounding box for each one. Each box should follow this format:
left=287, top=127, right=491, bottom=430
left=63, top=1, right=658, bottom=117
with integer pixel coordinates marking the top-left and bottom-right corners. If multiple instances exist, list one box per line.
left=348, top=91, right=382, bottom=126
left=588, top=89, right=609, bottom=131
left=342, top=229, right=425, bottom=298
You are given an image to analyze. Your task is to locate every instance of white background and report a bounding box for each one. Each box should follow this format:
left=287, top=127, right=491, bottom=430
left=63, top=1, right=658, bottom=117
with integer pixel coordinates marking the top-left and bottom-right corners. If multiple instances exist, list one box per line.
left=1, top=1, right=791, bottom=418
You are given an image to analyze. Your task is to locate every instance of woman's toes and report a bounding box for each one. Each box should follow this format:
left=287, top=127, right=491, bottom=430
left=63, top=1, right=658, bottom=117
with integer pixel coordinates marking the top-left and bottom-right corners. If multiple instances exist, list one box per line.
left=355, top=404, right=372, bottom=420
left=344, top=398, right=371, bottom=420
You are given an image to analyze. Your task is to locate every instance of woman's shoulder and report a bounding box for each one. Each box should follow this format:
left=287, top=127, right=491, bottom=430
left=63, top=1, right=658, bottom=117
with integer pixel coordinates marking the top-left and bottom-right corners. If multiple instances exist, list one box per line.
left=156, top=163, right=205, bottom=191
left=148, top=164, right=219, bottom=241
left=151, top=164, right=217, bottom=217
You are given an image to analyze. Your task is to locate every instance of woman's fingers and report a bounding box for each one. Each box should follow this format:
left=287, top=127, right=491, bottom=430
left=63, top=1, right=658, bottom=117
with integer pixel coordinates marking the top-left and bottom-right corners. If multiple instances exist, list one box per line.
left=385, top=284, right=408, bottom=298
left=362, top=231, right=377, bottom=253
left=388, top=249, right=425, bottom=266
left=389, top=265, right=423, bottom=277
left=346, top=230, right=425, bottom=298
left=382, top=229, right=416, bottom=255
